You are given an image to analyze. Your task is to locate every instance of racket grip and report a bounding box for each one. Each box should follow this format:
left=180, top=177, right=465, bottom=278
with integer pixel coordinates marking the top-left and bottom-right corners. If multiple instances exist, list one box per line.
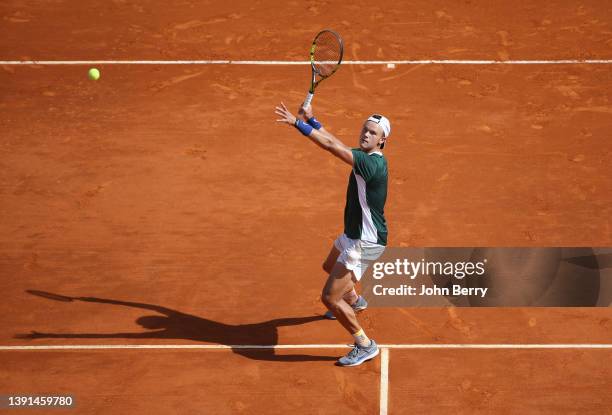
left=303, top=92, right=314, bottom=108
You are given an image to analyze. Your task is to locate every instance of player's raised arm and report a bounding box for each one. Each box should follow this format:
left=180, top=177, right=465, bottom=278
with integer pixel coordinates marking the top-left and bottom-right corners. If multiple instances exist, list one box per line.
left=275, top=102, right=353, bottom=166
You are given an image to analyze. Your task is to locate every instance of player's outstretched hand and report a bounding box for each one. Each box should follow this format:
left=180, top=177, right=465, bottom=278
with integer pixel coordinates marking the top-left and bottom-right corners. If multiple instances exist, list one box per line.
left=275, top=102, right=297, bottom=125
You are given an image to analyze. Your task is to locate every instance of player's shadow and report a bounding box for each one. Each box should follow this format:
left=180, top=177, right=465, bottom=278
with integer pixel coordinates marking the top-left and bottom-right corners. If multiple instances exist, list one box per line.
left=16, top=291, right=338, bottom=362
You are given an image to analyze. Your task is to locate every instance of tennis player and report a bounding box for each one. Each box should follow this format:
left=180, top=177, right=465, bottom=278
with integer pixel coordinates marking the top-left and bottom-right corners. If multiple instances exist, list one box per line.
left=275, top=102, right=390, bottom=366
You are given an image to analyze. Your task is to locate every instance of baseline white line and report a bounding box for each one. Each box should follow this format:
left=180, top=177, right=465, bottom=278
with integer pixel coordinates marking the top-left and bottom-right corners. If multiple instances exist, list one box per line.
left=1, top=344, right=612, bottom=350
left=383, top=344, right=612, bottom=349
left=380, top=348, right=390, bottom=415
left=1, top=59, right=612, bottom=65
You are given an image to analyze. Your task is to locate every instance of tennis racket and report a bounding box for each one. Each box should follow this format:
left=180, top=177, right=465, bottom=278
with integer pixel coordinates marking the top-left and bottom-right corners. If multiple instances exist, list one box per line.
left=303, top=29, right=344, bottom=107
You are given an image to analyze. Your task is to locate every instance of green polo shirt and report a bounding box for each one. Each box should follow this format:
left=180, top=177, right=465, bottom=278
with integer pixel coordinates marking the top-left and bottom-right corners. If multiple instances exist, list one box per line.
left=343, top=149, right=388, bottom=245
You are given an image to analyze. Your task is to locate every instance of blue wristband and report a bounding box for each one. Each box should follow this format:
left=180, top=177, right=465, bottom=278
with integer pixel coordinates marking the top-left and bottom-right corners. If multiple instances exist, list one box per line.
left=307, top=117, right=322, bottom=130
left=294, top=119, right=313, bottom=136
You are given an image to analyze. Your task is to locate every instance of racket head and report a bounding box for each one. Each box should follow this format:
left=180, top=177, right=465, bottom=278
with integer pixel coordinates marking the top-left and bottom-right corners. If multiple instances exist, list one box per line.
left=310, top=29, right=344, bottom=79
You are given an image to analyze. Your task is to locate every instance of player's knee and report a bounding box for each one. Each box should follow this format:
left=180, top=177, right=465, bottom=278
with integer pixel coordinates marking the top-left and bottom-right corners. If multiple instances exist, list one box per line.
left=321, top=292, right=339, bottom=309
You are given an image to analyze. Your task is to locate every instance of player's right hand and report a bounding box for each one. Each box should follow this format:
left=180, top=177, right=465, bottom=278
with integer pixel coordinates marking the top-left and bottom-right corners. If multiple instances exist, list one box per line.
left=300, top=104, right=314, bottom=119
left=297, top=106, right=307, bottom=121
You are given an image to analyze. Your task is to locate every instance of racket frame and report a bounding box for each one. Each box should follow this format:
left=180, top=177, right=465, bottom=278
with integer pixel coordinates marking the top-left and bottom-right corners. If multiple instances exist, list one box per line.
left=304, top=29, right=343, bottom=107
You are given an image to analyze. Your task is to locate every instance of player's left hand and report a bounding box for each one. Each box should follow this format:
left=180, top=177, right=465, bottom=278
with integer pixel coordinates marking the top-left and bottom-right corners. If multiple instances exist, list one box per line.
left=275, top=102, right=297, bottom=125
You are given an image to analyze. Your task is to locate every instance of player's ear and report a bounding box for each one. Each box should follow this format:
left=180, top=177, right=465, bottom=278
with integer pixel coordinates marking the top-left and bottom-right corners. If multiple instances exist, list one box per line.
left=379, top=136, right=386, bottom=149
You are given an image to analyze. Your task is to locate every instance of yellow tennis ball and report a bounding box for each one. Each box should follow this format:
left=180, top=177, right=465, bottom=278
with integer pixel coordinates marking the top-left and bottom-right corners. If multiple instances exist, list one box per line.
left=88, top=68, right=100, bottom=81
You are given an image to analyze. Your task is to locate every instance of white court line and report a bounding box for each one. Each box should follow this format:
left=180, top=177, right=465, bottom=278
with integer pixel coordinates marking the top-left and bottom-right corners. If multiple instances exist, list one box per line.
left=1, top=59, right=612, bottom=65
left=380, top=348, right=390, bottom=415
left=1, top=343, right=612, bottom=350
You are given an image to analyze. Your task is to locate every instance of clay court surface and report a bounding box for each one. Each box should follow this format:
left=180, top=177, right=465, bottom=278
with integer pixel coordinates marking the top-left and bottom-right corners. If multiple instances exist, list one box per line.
left=1, top=1, right=612, bottom=413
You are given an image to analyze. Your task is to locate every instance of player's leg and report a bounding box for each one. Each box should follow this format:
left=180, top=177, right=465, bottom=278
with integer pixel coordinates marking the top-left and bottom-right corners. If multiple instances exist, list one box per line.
left=321, top=261, right=378, bottom=366
left=322, top=243, right=363, bottom=313
left=322, top=244, right=340, bottom=274
left=344, top=274, right=359, bottom=304
left=321, top=261, right=361, bottom=333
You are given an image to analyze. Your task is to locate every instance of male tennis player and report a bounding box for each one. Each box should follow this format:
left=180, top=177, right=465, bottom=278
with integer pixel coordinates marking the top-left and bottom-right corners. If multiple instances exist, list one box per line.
left=275, top=102, right=390, bottom=366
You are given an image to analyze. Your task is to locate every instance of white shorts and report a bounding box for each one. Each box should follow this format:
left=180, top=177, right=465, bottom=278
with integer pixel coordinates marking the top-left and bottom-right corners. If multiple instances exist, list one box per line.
left=334, top=234, right=386, bottom=281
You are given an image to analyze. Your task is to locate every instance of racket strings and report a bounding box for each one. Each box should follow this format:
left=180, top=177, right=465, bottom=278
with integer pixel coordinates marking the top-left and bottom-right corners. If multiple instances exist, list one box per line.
left=313, top=32, right=342, bottom=76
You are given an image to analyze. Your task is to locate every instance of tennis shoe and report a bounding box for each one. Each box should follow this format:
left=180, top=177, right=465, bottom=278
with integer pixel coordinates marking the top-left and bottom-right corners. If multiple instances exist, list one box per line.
left=337, top=340, right=379, bottom=367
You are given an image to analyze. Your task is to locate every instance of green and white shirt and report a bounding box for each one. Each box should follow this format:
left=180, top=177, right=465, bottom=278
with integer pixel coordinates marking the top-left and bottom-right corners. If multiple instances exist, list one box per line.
left=344, top=149, right=388, bottom=245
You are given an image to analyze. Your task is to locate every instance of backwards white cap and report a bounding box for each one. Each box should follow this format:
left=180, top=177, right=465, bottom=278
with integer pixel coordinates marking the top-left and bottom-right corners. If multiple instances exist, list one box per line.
left=367, top=114, right=391, bottom=138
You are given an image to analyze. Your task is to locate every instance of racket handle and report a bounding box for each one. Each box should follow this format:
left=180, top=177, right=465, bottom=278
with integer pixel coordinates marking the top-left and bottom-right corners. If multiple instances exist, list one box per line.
left=303, top=92, right=314, bottom=108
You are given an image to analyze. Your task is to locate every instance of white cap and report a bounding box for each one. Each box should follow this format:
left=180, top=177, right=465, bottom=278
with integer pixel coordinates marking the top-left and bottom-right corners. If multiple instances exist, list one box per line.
left=367, top=114, right=391, bottom=138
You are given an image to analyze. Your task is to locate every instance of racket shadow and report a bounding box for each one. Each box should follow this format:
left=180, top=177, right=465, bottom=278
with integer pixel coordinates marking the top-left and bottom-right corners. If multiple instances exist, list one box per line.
left=26, top=289, right=74, bottom=302
left=18, top=290, right=338, bottom=362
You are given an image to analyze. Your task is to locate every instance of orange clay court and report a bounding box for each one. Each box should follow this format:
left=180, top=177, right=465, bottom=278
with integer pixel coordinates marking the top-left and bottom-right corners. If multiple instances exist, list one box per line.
left=1, top=1, right=611, bottom=414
